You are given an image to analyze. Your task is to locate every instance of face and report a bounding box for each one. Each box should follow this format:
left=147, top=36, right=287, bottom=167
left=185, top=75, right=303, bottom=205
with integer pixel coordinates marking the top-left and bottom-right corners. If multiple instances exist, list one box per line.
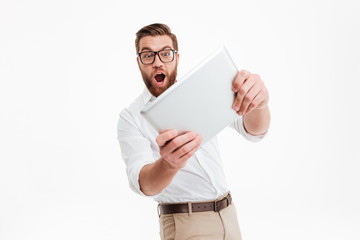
left=137, top=35, right=179, bottom=97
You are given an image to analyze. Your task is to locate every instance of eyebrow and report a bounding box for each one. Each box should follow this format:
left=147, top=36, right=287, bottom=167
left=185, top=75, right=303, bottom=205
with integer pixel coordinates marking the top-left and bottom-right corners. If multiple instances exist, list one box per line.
left=140, top=45, right=172, bottom=52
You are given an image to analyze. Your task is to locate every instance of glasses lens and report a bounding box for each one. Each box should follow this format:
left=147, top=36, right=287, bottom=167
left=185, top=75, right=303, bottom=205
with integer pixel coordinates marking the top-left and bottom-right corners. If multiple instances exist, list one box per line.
left=159, top=49, right=174, bottom=63
left=140, top=51, right=155, bottom=64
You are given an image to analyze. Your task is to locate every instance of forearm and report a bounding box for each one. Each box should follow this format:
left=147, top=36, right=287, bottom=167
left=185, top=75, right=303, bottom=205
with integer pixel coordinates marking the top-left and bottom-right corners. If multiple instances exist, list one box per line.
left=243, top=105, right=271, bottom=135
left=139, top=157, right=179, bottom=196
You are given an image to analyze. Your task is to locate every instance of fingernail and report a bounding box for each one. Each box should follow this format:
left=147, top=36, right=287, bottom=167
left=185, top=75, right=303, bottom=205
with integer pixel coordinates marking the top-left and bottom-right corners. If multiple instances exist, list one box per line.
left=233, top=105, right=239, bottom=111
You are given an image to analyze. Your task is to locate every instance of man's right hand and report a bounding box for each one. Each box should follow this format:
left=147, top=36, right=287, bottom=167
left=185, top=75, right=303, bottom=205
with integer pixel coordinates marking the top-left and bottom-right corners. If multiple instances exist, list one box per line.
left=156, top=130, right=203, bottom=169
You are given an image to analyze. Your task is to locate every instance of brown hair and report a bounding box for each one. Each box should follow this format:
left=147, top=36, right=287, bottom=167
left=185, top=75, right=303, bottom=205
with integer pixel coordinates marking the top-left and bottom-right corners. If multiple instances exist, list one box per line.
left=135, top=23, right=178, bottom=54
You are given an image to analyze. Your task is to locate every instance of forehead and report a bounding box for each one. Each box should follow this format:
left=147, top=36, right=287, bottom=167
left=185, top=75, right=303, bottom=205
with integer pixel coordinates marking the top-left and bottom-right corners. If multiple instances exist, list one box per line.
left=139, top=35, right=173, bottom=52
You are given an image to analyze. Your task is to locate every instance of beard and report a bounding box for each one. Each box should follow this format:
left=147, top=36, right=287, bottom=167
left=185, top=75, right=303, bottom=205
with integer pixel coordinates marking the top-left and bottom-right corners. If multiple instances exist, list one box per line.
left=140, top=67, right=177, bottom=98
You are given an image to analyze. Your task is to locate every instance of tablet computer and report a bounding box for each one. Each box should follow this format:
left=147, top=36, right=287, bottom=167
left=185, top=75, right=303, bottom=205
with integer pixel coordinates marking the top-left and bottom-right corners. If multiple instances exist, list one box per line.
left=140, top=46, right=240, bottom=146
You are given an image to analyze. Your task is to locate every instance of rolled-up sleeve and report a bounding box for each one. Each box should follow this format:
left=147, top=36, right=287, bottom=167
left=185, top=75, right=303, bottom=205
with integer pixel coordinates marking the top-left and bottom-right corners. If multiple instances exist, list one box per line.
left=117, top=109, right=162, bottom=198
left=229, top=116, right=268, bottom=143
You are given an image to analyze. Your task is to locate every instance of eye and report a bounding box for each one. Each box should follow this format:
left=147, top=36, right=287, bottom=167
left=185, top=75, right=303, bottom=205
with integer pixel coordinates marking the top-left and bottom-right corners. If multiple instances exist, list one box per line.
left=143, top=53, right=153, bottom=58
left=161, top=50, right=172, bottom=57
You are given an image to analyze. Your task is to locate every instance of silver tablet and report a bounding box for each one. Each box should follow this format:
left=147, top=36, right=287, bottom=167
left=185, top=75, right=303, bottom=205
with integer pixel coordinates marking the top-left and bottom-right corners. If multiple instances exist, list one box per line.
left=140, top=46, right=240, bottom=146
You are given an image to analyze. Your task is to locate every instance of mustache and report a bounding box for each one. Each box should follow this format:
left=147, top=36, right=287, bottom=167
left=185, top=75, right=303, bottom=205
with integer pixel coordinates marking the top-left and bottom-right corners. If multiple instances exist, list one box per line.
left=152, top=67, right=166, bottom=74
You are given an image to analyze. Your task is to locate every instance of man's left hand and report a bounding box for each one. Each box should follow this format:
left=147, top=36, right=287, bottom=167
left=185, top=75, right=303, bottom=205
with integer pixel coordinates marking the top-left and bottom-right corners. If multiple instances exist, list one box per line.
left=232, top=70, right=269, bottom=116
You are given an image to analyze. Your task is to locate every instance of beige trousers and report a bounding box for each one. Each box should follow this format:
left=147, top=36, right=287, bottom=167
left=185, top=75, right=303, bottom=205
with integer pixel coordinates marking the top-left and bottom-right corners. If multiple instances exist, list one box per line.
left=158, top=197, right=242, bottom=240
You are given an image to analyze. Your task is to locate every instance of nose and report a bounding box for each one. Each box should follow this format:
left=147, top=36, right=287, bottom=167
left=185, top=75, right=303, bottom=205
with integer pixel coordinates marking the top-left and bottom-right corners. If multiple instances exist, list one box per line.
left=153, top=53, right=163, bottom=68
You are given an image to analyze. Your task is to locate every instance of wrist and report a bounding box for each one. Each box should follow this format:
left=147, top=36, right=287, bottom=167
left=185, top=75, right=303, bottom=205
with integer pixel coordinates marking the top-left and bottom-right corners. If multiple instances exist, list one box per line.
left=159, top=157, right=181, bottom=171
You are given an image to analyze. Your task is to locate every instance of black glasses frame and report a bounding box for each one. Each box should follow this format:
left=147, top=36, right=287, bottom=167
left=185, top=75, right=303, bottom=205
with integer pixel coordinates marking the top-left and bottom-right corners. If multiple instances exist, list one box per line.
left=138, top=49, right=177, bottom=65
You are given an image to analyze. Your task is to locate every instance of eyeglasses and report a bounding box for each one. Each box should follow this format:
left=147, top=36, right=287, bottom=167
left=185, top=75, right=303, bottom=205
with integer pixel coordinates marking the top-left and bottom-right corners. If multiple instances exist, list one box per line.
left=138, top=49, right=177, bottom=65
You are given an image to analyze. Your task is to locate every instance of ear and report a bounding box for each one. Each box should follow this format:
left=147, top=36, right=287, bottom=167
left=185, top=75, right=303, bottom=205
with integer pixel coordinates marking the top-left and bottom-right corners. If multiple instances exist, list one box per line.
left=136, top=57, right=141, bottom=70
left=176, top=52, right=180, bottom=67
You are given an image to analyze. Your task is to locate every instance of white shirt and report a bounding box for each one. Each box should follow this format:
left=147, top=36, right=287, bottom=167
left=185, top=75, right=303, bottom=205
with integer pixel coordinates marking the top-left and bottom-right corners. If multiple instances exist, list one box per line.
left=117, top=87, right=266, bottom=203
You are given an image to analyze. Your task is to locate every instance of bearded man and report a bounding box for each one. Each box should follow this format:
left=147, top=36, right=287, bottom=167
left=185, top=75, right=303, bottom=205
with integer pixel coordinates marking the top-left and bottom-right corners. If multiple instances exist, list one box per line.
left=117, top=23, right=271, bottom=240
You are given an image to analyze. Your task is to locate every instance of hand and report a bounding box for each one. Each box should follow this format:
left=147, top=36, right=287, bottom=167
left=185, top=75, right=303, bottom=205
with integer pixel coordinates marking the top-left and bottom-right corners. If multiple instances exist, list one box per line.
left=232, top=70, right=269, bottom=116
left=156, top=130, right=203, bottom=169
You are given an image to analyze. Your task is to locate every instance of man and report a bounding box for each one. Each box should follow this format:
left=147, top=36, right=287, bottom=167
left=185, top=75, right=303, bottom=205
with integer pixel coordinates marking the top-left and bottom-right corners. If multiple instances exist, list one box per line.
left=117, top=23, right=270, bottom=240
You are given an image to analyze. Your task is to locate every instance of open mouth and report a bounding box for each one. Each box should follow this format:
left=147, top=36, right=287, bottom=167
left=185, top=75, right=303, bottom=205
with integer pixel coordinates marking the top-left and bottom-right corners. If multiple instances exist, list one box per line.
left=154, top=73, right=166, bottom=86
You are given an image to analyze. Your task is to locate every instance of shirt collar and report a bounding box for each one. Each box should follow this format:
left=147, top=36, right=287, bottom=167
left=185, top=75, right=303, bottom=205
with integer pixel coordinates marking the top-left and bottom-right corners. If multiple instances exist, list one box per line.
left=142, top=87, right=156, bottom=105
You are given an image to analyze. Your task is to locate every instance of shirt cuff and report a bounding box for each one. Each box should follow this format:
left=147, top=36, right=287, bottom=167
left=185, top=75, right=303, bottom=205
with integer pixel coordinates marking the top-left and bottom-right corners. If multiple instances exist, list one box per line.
left=237, top=116, right=268, bottom=143
left=128, top=160, right=165, bottom=199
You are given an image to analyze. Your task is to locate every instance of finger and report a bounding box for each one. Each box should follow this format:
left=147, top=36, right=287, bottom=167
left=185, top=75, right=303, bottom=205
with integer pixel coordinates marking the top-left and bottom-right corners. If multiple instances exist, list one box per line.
left=238, top=82, right=261, bottom=115
left=244, top=89, right=265, bottom=114
left=156, top=129, right=178, bottom=147
left=166, top=131, right=197, bottom=151
left=172, top=135, right=203, bottom=167
left=160, top=131, right=198, bottom=163
left=232, top=70, right=251, bottom=92
left=232, top=75, right=256, bottom=112
left=171, top=134, right=203, bottom=160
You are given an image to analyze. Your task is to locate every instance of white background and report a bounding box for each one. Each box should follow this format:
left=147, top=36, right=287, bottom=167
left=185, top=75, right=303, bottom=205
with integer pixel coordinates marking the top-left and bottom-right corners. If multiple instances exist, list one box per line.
left=1, top=0, right=360, bottom=239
